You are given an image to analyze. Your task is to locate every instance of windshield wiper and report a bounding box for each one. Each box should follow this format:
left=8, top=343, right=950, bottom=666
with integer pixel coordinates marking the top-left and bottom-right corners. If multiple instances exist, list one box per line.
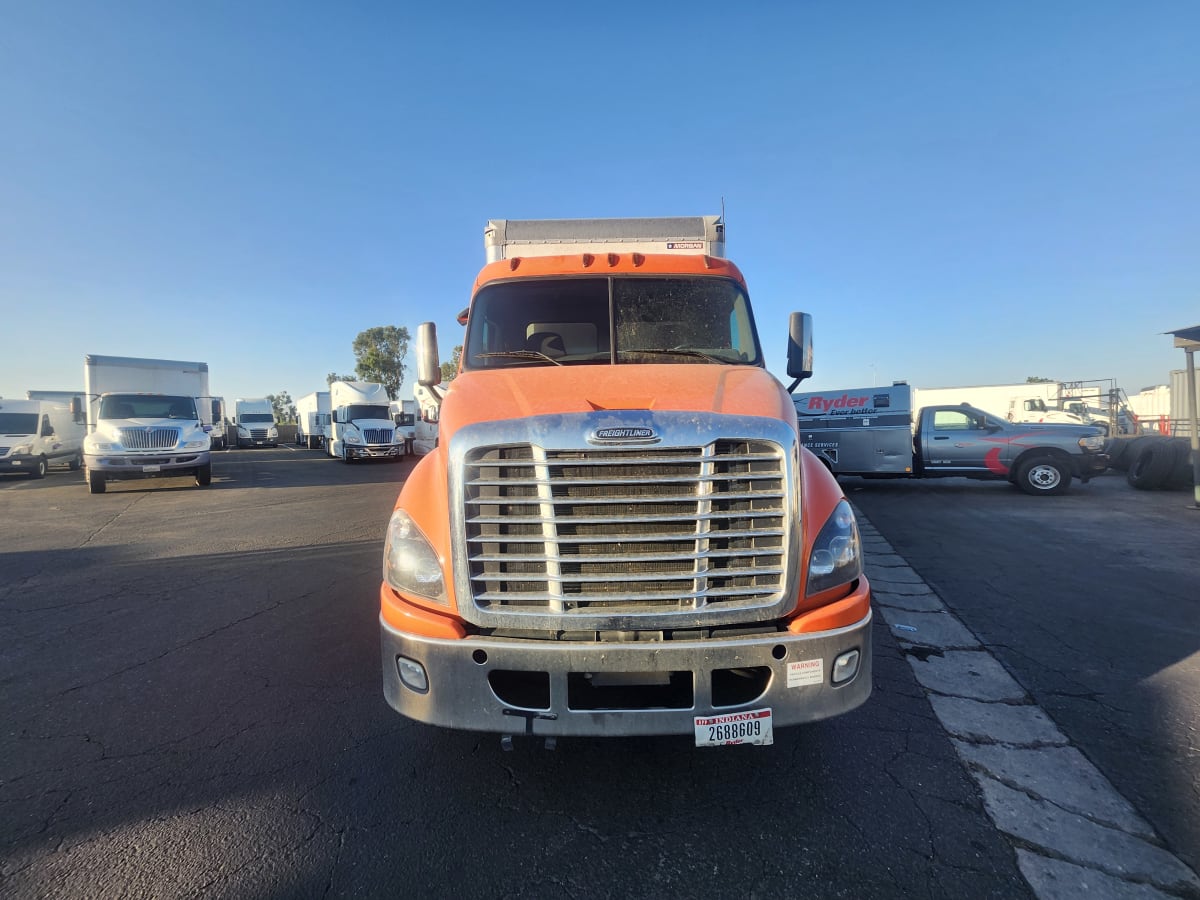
left=620, top=348, right=733, bottom=364
left=474, top=350, right=564, bottom=367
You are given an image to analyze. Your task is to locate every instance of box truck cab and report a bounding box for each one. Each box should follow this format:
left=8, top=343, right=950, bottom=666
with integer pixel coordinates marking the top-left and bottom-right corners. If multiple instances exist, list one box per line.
left=296, top=391, right=330, bottom=450
left=0, top=399, right=85, bottom=478
left=379, top=216, right=872, bottom=747
left=233, top=398, right=278, bottom=448
left=327, top=381, right=405, bottom=462
left=81, top=355, right=213, bottom=495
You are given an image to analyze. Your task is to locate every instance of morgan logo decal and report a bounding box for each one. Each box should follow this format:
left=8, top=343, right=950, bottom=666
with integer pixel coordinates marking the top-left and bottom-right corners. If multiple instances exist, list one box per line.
left=590, top=426, right=658, bottom=444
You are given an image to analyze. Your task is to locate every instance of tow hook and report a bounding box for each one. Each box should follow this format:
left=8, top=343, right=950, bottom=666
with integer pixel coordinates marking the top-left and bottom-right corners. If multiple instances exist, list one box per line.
left=499, top=735, right=558, bottom=751
left=499, top=708, right=560, bottom=751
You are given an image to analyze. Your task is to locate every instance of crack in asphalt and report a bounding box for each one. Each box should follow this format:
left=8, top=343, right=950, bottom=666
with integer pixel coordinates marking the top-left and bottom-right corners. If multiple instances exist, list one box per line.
left=59, top=593, right=285, bottom=696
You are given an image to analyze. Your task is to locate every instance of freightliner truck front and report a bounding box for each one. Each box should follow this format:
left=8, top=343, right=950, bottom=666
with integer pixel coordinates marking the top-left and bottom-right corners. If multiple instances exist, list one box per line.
left=379, top=216, right=872, bottom=747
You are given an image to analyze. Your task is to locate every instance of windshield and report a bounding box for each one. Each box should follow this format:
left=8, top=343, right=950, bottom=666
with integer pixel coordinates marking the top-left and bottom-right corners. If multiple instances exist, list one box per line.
left=464, top=276, right=761, bottom=370
left=0, top=412, right=39, bottom=434
left=240, top=412, right=275, bottom=423
left=345, top=404, right=389, bottom=421
left=99, top=395, right=197, bottom=420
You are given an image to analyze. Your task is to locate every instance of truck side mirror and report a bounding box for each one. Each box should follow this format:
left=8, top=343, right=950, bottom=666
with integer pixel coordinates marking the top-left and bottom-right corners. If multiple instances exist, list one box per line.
left=417, top=322, right=442, bottom=386
left=785, top=312, right=814, bottom=389
left=70, top=397, right=84, bottom=424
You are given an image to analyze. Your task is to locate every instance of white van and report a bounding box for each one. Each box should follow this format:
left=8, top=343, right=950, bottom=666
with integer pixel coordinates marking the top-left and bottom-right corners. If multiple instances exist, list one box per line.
left=0, top=399, right=85, bottom=478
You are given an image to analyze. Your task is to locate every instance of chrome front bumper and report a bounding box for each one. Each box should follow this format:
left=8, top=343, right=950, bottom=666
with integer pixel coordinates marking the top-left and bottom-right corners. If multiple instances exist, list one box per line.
left=380, top=609, right=872, bottom=737
left=84, top=450, right=210, bottom=480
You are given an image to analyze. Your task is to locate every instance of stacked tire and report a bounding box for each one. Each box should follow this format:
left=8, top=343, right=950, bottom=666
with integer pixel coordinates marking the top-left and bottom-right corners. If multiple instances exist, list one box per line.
left=1117, top=435, right=1195, bottom=490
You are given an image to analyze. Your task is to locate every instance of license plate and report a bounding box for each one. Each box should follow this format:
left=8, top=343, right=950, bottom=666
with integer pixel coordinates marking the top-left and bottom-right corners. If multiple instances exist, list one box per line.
left=694, top=708, right=773, bottom=747
left=142, top=465, right=161, bottom=473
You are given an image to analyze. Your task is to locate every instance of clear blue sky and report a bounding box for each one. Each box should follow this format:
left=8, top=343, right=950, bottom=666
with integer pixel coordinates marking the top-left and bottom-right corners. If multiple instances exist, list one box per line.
left=2, top=2, right=1197, bottom=404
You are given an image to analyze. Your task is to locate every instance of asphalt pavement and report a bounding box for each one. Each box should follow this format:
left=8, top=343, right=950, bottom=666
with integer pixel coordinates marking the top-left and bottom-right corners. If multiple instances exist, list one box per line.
left=1, top=451, right=1194, bottom=897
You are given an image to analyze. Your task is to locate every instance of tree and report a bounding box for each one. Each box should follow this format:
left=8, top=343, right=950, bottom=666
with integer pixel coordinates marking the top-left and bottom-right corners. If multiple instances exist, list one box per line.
left=1026, top=376, right=1056, bottom=383
left=326, top=372, right=355, bottom=386
left=267, top=391, right=297, bottom=424
left=440, top=345, right=463, bottom=383
left=352, top=326, right=410, bottom=400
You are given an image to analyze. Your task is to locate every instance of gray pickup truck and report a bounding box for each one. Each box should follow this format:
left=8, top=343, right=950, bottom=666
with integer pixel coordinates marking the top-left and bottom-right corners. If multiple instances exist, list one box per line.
left=794, top=383, right=1109, bottom=495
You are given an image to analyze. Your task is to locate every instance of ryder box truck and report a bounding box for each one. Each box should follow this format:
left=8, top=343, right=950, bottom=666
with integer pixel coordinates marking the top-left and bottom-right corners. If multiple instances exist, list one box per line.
left=378, top=216, right=872, bottom=748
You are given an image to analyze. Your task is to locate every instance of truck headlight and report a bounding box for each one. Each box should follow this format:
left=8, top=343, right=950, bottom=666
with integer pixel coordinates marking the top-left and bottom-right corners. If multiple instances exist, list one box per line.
left=13, top=443, right=33, bottom=455
left=383, top=510, right=447, bottom=604
left=807, top=500, right=863, bottom=595
left=1078, top=434, right=1105, bottom=451
left=346, top=433, right=363, bottom=444
left=184, top=439, right=208, bottom=449
left=268, top=427, right=278, bottom=437
left=238, top=426, right=250, bottom=437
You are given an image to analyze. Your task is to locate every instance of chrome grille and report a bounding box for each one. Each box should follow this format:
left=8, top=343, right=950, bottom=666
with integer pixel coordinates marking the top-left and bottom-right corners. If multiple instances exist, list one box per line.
left=463, top=440, right=787, bottom=623
left=118, top=427, right=180, bottom=450
left=363, top=428, right=393, bottom=444
left=249, top=429, right=271, bottom=440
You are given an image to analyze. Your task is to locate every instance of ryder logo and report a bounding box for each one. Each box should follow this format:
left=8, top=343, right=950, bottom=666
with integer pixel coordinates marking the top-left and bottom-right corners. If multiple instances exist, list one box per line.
left=804, top=394, right=870, bottom=413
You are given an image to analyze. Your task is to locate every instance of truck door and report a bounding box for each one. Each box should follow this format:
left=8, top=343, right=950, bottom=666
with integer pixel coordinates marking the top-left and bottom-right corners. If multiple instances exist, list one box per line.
left=922, top=408, right=994, bottom=472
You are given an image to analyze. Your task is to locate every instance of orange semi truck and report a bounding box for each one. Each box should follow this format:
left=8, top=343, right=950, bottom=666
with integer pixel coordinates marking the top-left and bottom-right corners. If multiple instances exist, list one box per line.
left=379, top=216, right=872, bottom=747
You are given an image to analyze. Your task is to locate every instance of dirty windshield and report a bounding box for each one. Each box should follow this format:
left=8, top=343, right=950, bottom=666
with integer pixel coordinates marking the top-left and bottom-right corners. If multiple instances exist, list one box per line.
left=464, top=276, right=761, bottom=369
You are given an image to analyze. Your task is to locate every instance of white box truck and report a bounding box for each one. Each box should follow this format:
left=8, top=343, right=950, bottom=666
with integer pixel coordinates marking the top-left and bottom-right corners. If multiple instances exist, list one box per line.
left=80, top=355, right=213, bottom=494
left=0, top=398, right=86, bottom=478
left=233, top=398, right=279, bottom=448
left=296, top=391, right=330, bottom=449
left=201, top=396, right=229, bottom=450
left=389, top=399, right=417, bottom=451
left=412, top=383, right=445, bottom=455
left=326, top=381, right=404, bottom=462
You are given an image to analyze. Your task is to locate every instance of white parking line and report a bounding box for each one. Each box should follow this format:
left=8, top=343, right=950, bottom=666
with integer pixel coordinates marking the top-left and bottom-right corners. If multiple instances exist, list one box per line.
left=856, top=515, right=1200, bottom=899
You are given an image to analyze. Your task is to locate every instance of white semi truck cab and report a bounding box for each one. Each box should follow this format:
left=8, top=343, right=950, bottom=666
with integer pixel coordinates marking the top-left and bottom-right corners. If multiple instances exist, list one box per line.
left=233, top=398, right=279, bottom=448
left=327, top=381, right=405, bottom=462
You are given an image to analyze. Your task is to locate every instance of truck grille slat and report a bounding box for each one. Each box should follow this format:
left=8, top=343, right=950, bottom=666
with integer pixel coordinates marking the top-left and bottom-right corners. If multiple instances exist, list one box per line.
left=470, top=547, right=784, bottom=564
left=466, top=490, right=781, bottom=507
left=462, top=439, right=788, bottom=621
left=466, top=527, right=780, bottom=546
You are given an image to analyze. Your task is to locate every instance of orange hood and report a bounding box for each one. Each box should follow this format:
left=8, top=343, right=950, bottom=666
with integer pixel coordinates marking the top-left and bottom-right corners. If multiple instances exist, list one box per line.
left=438, top=364, right=797, bottom=441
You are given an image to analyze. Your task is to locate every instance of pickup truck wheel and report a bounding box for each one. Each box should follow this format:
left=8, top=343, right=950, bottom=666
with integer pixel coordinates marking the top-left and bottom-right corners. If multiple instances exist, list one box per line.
left=87, top=468, right=106, bottom=494
left=195, top=462, right=212, bottom=487
left=1017, top=455, right=1070, bottom=495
